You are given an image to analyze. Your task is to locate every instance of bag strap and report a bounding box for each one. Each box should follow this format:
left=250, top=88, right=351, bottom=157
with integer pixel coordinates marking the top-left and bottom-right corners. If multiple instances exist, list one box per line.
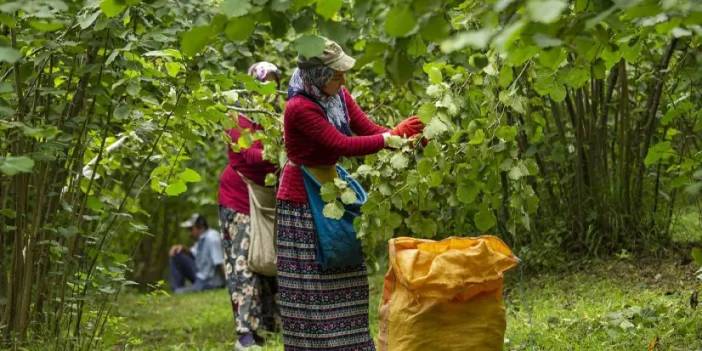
left=236, top=170, right=276, bottom=211
left=235, top=170, right=275, bottom=191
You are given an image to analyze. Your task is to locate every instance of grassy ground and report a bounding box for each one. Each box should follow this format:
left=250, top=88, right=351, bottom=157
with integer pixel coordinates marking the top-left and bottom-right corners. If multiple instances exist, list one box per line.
left=103, top=258, right=701, bottom=351
left=504, top=260, right=701, bottom=350
left=672, top=206, right=702, bottom=244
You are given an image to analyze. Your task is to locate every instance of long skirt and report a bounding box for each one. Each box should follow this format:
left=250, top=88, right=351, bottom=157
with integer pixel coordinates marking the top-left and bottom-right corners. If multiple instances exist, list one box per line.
left=218, top=206, right=279, bottom=335
left=276, top=200, right=375, bottom=351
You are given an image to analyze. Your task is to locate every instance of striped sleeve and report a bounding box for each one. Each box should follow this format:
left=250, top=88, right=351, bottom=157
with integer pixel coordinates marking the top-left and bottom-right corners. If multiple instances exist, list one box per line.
left=287, top=98, right=385, bottom=157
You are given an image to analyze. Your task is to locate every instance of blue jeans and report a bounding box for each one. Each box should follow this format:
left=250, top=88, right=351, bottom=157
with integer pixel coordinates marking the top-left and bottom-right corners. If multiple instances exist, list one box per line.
left=169, top=252, right=220, bottom=294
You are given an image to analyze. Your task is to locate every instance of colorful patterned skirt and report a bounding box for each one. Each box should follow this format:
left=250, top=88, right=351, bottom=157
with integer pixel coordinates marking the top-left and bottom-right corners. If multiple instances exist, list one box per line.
left=276, top=200, right=376, bottom=351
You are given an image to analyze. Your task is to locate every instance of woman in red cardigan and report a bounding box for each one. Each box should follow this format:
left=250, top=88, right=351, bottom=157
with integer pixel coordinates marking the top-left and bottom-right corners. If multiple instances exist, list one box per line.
left=276, top=39, right=424, bottom=350
left=218, top=62, right=282, bottom=350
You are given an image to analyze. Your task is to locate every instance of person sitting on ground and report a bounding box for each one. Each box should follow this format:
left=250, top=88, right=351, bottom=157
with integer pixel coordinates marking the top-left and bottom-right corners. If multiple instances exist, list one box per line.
left=168, top=213, right=225, bottom=294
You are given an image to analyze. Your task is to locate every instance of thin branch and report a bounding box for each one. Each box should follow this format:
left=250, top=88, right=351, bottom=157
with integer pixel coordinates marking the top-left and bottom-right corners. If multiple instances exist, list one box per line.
left=227, top=105, right=277, bottom=117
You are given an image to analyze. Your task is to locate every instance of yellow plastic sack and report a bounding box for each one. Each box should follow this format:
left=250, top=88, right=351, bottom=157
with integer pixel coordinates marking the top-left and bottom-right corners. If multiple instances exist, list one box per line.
left=378, top=236, right=519, bottom=351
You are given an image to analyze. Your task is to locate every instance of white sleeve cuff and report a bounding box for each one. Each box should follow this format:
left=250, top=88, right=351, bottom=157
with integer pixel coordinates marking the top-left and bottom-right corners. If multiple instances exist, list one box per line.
left=382, top=132, right=391, bottom=145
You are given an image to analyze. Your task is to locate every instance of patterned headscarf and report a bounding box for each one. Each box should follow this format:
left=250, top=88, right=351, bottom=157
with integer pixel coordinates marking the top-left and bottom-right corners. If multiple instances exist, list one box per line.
left=287, top=67, right=351, bottom=136
left=248, top=61, right=280, bottom=83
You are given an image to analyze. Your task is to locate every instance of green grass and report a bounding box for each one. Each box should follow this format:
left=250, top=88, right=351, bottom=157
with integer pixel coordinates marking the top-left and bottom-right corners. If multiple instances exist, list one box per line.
left=504, top=260, right=701, bottom=350
left=672, top=207, right=702, bottom=244
left=103, top=259, right=701, bottom=351
left=103, top=289, right=278, bottom=350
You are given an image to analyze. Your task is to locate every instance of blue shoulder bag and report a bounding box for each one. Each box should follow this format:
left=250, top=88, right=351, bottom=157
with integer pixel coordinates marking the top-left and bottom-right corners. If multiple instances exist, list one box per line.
left=301, top=165, right=367, bottom=270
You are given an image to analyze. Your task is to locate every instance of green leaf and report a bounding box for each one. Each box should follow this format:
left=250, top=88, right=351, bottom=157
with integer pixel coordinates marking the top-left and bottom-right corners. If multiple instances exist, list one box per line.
left=527, top=0, right=567, bottom=24
left=271, top=0, right=291, bottom=11
left=320, top=182, right=338, bottom=202
left=270, top=12, right=290, bottom=38
left=143, top=49, right=183, bottom=59
left=427, top=66, right=443, bottom=84
left=644, top=141, right=674, bottom=166
left=165, top=62, right=181, bottom=77
left=292, top=0, right=316, bottom=10
left=390, top=153, right=409, bottom=170
left=672, top=27, right=692, bottom=38
left=441, top=29, right=493, bottom=52
left=333, top=177, right=348, bottom=189
left=0, top=208, right=16, bottom=218
left=0, top=14, right=17, bottom=28
left=428, top=171, right=443, bottom=188
left=385, top=135, right=405, bottom=149
left=323, top=201, right=345, bottom=220
left=406, top=213, right=438, bottom=236
left=79, top=10, right=101, bottom=29
left=238, top=130, right=253, bottom=149
left=100, top=0, right=127, bottom=18
left=294, top=34, right=326, bottom=58
left=549, top=84, right=566, bottom=102
left=417, top=103, right=436, bottom=124
left=340, top=188, right=357, bottom=205
left=469, top=54, right=489, bottom=69
left=509, top=163, right=530, bottom=180
left=220, top=0, right=252, bottom=17
left=496, top=125, right=518, bottom=141
left=0, top=47, right=21, bottom=63
left=534, top=73, right=566, bottom=102
left=20, top=124, right=59, bottom=140
left=29, top=21, right=64, bottom=32
left=469, top=129, right=485, bottom=145
left=533, top=33, right=563, bottom=48
left=165, top=181, right=187, bottom=196
left=474, top=205, right=497, bottom=232
left=424, top=118, right=448, bottom=139
left=559, top=66, right=590, bottom=88
left=355, top=165, right=374, bottom=177
left=180, top=26, right=213, bottom=57
left=498, top=91, right=526, bottom=114
left=493, top=18, right=526, bottom=52
left=316, top=0, right=342, bottom=19
left=0, top=156, right=35, bottom=176
left=384, top=6, right=416, bottom=38
left=506, top=45, right=539, bottom=66
left=407, top=35, right=427, bottom=57
left=386, top=50, right=414, bottom=85
left=457, top=181, right=479, bottom=204
left=420, top=14, right=451, bottom=42
left=423, top=141, right=439, bottom=158
left=319, top=19, right=351, bottom=43
left=686, top=182, right=702, bottom=196
left=600, top=47, right=622, bottom=69
left=387, top=212, right=403, bottom=229
left=179, top=168, right=202, bottom=183
left=692, top=247, right=702, bottom=265
left=498, top=66, right=513, bottom=88
left=86, top=196, right=104, bottom=212
left=417, top=158, right=432, bottom=176
left=0, top=83, right=16, bottom=94
left=538, top=48, right=566, bottom=69
left=225, top=16, right=256, bottom=42
left=114, top=104, right=130, bottom=120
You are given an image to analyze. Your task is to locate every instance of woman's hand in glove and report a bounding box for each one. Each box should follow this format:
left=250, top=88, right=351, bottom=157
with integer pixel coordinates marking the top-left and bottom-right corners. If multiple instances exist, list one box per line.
left=391, top=116, right=425, bottom=138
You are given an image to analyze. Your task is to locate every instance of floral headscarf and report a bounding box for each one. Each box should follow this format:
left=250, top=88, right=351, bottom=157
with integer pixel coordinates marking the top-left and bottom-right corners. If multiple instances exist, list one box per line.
left=287, top=67, right=351, bottom=136
left=248, top=61, right=280, bottom=83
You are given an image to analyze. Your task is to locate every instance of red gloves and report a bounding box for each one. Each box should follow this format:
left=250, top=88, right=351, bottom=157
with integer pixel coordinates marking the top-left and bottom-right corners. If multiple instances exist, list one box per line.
left=391, top=116, right=425, bottom=138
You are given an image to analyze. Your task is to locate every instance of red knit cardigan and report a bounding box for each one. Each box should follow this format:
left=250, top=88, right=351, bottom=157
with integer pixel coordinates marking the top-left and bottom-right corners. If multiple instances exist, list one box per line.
left=277, top=88, right=388, bottom=203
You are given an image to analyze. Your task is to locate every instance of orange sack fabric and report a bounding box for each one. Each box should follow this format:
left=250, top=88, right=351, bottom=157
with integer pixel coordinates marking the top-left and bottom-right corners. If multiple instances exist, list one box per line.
left=378, top=236, right=519, bottom=351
